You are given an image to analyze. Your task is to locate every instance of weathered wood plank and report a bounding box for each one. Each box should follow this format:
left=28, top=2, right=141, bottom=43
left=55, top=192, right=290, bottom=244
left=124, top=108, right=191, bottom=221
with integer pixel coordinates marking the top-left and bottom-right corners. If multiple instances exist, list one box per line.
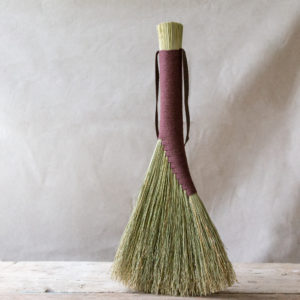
left=0, top=262, right=127, bottom=294
left=0, top=293, right=300, bottom=300
left=227, top=263, right=300, bottom=294
left=0, top=262, right=299, bottom=298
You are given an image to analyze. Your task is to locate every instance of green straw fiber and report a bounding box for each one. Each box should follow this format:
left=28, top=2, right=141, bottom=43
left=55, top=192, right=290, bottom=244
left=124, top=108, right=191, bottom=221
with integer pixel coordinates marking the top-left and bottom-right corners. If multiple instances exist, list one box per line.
left=111, top=139, right=236, bottom=296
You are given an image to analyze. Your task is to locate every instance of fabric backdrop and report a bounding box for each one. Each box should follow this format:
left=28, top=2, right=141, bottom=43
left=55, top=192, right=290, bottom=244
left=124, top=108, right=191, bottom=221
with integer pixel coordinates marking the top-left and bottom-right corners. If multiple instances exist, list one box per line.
left=0, top=0, right=299, bottom=262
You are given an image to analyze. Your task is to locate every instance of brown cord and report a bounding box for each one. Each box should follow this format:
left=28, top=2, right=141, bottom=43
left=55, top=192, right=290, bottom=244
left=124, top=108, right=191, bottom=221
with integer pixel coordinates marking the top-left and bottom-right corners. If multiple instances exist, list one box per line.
left=155, top=50, right=159, bottom=138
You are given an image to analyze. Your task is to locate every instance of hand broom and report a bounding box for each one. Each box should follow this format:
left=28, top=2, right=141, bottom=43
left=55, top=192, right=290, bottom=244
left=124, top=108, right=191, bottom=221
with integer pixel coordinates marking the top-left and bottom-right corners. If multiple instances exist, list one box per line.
left=111, top=21, right=236, bottom=297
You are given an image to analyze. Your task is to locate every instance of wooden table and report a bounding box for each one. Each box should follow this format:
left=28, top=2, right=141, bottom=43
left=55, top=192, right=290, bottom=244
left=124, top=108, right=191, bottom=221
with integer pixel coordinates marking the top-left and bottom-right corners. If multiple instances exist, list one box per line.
left=0, top=262, right=299, bottom=299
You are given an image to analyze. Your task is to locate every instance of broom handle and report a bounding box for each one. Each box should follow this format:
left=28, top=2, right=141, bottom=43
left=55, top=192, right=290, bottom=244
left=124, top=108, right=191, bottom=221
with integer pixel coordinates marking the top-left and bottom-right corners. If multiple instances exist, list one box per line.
left=155, top=22, right=196, bottom=196
left=156, top=22, right=190, bottom=144
left=155, top=49, right=190, bottom=145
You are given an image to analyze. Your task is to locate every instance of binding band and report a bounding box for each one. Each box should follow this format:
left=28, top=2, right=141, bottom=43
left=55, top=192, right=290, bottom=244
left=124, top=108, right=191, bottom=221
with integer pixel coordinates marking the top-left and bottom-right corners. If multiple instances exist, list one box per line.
left=155, top=48, right=190, bottom=145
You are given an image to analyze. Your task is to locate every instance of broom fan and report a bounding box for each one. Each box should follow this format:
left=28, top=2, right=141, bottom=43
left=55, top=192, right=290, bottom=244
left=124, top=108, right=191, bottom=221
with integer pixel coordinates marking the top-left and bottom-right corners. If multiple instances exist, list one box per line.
left=111, top=21, right=236, bottom=297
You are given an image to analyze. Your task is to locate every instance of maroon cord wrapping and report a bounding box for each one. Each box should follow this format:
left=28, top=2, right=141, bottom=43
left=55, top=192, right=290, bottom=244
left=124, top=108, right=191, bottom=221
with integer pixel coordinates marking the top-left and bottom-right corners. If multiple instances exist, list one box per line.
left=156, top=49, right=197, bottom=196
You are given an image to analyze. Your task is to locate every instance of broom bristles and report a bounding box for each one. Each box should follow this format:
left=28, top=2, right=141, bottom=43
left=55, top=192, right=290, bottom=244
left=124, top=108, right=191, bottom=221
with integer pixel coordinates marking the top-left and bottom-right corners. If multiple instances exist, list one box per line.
left=111, top=139, right=236, bottom=296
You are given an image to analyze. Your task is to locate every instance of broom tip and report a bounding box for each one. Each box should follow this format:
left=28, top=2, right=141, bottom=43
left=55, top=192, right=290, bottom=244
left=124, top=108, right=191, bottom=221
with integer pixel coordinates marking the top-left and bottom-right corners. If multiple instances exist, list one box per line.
left=111, top=140, right=237, bottom=296
left=157, top=21, right=183, bottom=50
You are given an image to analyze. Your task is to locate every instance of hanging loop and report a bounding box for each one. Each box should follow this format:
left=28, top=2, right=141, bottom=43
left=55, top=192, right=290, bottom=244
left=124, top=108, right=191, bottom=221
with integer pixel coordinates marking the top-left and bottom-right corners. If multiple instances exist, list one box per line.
left=155, top=50, right=160, bottom=138
left=181, top=48, right=190, bottom=145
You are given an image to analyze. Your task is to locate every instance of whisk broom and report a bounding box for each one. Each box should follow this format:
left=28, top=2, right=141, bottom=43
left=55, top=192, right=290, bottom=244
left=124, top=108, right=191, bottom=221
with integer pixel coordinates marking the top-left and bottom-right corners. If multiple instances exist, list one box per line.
left=111, top=21, right=236, bottom=297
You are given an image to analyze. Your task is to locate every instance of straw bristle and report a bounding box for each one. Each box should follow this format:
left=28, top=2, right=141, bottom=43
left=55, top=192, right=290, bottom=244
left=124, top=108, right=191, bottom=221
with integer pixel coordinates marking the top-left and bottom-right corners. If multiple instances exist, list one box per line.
left=157, top=22, right=183, bottom=50
left=111, top=139, right=236, bottom=296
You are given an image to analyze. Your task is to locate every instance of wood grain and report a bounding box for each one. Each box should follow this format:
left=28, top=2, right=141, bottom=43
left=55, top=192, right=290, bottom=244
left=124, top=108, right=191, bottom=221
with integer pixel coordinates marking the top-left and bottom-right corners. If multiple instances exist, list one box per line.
left=0, top=262, right=299, bottom=299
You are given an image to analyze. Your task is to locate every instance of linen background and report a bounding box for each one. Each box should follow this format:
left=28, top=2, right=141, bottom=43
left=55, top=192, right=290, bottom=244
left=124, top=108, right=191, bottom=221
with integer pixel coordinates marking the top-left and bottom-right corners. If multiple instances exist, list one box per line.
left=0, top=0, right=299, bottom=262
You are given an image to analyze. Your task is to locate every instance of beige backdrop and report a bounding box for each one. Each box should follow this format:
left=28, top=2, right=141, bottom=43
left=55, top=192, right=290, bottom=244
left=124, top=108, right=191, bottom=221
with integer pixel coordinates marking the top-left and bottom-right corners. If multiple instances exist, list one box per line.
left=0, top=0, right=299, bottom=262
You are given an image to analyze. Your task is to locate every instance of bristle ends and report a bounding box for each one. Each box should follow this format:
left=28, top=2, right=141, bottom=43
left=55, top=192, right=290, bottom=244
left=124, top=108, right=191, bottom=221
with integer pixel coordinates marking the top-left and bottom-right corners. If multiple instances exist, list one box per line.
left=157, top=22, right=183, bottom=50
left=111, top=140, right=236, bottom=296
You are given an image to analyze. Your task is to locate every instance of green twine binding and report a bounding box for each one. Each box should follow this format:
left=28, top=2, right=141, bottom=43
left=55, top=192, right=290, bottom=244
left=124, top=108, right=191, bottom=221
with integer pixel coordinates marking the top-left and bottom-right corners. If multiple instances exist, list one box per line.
left=111, top=139, right=236, bottom=296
